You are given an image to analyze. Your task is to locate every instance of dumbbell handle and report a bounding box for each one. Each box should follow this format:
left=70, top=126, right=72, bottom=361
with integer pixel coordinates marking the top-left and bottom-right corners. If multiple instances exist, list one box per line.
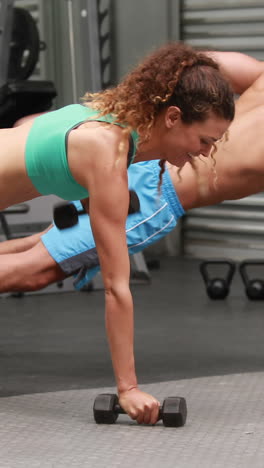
left=73, top=208, right=85, bottom=216
left=114, top=398, right=187, bottom=427
left=114, top=403, right=162, bottom=420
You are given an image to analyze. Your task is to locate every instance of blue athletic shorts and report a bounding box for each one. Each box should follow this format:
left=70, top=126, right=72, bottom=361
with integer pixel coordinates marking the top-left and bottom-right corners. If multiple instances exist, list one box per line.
left=41, top=160, right=185, bottom=290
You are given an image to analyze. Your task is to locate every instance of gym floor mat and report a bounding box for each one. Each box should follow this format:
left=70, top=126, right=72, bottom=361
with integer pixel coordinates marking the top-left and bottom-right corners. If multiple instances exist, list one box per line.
left=0, top=374, right=264, bottom=468
left=0, top=257, right=264, bottom=467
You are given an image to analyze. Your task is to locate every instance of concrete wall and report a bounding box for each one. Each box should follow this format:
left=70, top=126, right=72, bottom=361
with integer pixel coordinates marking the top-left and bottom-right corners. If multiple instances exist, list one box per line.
left=112, top=0, right=180, bottom=81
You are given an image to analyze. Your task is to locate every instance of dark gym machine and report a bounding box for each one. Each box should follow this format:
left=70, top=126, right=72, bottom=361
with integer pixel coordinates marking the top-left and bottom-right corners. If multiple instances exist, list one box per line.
left=0, top=0, right=57, bottom=128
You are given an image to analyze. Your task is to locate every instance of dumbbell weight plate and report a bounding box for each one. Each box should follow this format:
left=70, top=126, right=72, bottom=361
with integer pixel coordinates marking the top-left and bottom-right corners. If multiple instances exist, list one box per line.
left=53, top=203, right=79, bottom=230
left=93, top=393, right=119, bottom=424
left=9, top=7, right=40, bottom=81
left=162, top=396, right=187, bottom=427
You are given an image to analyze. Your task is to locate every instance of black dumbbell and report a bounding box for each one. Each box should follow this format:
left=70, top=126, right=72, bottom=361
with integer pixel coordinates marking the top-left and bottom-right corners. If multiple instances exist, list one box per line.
left=239, top=260, right=264, bottom=300
left=53, top=189, right=140, bottom=230
left=93, top=393, right=187, bottom=427
left=200, top=259, right=236, bottom=300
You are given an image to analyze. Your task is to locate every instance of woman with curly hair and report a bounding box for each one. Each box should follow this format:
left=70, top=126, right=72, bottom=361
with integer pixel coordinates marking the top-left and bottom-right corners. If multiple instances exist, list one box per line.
left=0, top=41, right=245, bottom=424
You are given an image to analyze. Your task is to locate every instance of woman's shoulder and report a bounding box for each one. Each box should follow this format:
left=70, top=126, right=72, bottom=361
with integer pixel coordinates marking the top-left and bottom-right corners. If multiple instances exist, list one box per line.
left=75, top=120, right=125, bottom=151
left=69, top=120, right=128, bottom=171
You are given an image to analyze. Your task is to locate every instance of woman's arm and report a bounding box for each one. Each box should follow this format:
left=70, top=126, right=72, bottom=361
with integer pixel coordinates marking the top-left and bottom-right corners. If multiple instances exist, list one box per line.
left=78, top=132, right=160, bottom=424
left=89, top=168, right=137, bottom=392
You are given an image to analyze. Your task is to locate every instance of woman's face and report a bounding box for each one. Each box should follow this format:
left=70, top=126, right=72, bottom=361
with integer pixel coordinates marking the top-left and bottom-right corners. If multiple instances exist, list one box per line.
left=154, top=107, right=231, bottom=167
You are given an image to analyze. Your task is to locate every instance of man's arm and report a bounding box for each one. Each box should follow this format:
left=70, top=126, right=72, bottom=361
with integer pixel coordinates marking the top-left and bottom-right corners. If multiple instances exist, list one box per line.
left=206, top=51, right=264, bottom=94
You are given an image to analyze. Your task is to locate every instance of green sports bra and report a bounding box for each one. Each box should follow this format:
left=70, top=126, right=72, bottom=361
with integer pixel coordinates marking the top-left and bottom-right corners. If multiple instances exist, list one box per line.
left=25, top=104, right=139, bottom=200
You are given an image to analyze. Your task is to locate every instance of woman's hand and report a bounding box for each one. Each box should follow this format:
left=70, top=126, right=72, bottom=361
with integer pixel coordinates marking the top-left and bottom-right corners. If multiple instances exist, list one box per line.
left=118, top=387, right=160, bottom=425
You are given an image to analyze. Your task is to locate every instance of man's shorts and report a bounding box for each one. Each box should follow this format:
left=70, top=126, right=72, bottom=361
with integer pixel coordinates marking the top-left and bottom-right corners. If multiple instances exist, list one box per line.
left=41, top=160, right=185, bottom=290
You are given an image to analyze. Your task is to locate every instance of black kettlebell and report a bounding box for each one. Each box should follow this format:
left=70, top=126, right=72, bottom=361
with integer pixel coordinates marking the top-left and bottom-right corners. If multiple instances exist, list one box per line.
left=200, top=259, right=236, bottom=300
left=239, top=260, right=264, bottom=300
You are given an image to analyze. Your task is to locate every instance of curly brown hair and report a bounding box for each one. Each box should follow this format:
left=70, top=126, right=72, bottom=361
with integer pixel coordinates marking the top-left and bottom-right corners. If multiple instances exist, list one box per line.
left=83, top=41, right=235, bottom=190
left=83, top=41, right=234, bottom=139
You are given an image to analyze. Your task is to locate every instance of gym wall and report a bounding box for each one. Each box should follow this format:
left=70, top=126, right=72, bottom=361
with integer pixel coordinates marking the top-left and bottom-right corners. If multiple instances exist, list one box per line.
left=181, top=0, right=264, bottom=261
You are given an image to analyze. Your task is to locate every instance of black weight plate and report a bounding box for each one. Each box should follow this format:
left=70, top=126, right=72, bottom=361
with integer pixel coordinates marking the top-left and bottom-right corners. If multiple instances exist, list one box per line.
left=8, top=7, right=40, bottom=80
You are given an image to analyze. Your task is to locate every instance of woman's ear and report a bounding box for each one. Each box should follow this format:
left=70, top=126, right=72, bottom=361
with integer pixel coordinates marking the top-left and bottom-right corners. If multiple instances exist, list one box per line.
left=165, top=106, right=181, bottom=128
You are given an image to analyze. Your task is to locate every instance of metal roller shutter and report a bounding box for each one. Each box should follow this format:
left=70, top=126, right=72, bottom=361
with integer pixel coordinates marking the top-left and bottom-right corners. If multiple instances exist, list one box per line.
left=181, top=0, right=264, bottom=260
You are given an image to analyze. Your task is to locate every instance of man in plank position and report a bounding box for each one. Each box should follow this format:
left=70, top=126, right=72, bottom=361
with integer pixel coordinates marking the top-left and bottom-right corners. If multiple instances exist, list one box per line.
left=0, top=50, right=264, bottom=293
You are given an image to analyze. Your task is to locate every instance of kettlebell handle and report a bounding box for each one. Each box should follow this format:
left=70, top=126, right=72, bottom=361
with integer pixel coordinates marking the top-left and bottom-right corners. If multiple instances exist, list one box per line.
left=239, top=259, right=264, bottom=285
left=200, top=259, right=236, bottom=285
